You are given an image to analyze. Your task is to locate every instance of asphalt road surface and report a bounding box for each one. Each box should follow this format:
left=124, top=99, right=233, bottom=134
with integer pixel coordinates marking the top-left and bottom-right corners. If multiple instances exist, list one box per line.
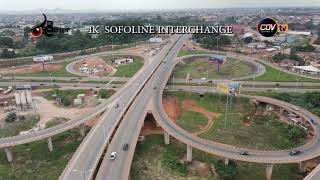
left=59, top=34, right=183, bottom=180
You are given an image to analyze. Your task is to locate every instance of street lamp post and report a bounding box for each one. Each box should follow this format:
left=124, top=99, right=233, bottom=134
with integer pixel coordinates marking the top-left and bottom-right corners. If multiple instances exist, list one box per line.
left=49, top=73, right=53, bottom=87
left=11, top=66, right=17, bottom=87
left=172, top=75, right=175, bottom=91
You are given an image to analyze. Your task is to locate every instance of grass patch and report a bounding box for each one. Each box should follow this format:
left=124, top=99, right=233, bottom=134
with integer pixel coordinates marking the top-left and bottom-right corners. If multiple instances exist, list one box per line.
left=165, top=91, right=306, bottom=150
left=17, top=60, right=77, bottom=77
left=248, top=64, right=319, bottom=82
left=0, top=130, right=82, bottom=180
left=177, top=49, right=209, bottom=57
left=177, top=109, right=208, bottom=133
left=101, top=55, right=144, bottom=77
left=173, top=56, right=254, bottom=79
left=131, top=135, right=303, bottom=180
left=0, top=116, right=39, bottom=138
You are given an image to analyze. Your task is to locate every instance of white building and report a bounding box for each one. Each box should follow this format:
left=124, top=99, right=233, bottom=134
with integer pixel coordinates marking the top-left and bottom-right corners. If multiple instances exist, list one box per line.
left=33, top=55, right=54, bottom=62
left=114, top=58, right=134, bottom=65
left=293, top=65, right=320, bottom=76
left=247, top=42, right=266, bottom=49
left=149, top=38, right=163, bottom=43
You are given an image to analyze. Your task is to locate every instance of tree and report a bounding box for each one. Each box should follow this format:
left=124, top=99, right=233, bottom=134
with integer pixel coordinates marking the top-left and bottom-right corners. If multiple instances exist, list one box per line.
left=1, top=48, right=17, bottom=58
left=272, top=52, right=287, bottom=62
left=0, top=37, right=14, bottom=48
left=193, top=34, right=231, bottom=50
left=98, top=89, right=111, bottom=99
left=215, top=160, right=238, bottom=180
left=243, top=36, right=253, bottom=44
left=292, top=44, right=316, bottom=52
left=23, top=26, right=31, bottom=40
left=5, top=112, right=17, bottom=122
left=62, top=96, right=73, bottom=107
left=289, top=51, right=304, bottom=65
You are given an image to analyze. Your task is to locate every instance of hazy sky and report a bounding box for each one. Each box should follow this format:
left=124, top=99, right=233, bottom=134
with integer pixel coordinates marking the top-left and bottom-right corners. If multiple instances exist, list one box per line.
left=0, top=0, right=319, bottom=11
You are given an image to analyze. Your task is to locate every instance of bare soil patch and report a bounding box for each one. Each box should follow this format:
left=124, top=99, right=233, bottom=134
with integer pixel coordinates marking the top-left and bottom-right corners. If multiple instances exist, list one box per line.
left=0, top=63, right=62, bottom=75
left=163, top=96, right=180, bottom=122
left=188, top=160, right=212, bottom=177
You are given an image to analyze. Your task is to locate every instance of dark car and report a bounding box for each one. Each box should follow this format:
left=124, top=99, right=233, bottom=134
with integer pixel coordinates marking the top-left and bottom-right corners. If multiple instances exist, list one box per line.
left=311, top=119, right=317, bottom=125
left=115, top=104, right=119, bottom=108
left=207, top=80, right=213, bottom=83
left=289, top=150, right=301, bottom=156
left=240, top=151, right=249, bottom=156
left=123, top=143, right=129, bottom=151
left=153, top=86, right=157, bottom=90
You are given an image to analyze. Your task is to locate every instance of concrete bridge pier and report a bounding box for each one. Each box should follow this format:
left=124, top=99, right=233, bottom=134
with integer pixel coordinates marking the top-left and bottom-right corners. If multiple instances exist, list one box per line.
left=224, top=158, right=229, bottom=165
left=279, top=108, right=284, bottom=115
left=266, top=104, right=274, bottom=111
left=186, top=145, right=192, bottom=162
left=266, top=164, right=273, bottom=180
left=79, top=125, right=86, bottom=138
left=47, top=137, right=53, bottom=152
left=164, top=132, right=170, bottom=145
left=299, top=161, right=307, bottom=173
left=4, top=148, right=13, bottom=162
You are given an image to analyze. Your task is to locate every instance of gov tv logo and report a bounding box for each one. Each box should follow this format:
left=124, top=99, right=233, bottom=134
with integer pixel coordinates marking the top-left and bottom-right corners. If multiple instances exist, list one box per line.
left=257, top=17, right=288, bottom=37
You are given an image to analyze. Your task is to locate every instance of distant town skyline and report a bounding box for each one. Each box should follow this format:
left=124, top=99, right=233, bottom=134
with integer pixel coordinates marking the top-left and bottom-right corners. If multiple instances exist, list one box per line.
left=0, top=0, right=320, bottom=12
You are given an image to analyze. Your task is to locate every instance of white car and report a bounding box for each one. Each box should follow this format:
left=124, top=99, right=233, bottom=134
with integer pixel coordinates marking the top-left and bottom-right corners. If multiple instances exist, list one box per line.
left=291, top=106, right=299, bottom=111
left=110, top=152, right=117, bottom=160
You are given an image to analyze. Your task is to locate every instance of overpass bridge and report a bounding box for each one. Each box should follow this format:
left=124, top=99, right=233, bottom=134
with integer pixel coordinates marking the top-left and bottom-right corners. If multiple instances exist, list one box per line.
left=1, top=34, right=320, bottom=180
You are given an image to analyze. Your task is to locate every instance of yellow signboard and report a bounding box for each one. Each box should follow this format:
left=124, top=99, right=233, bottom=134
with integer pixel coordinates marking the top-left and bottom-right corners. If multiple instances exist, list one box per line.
left=216, top=83, right=229, bottom=94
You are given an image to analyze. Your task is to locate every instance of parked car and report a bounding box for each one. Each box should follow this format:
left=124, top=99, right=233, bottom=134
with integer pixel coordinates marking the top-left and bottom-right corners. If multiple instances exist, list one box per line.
left=289, top=150, right=301, bottom=156
left=123, top=143, right=129, bottom=151
left=110, top=152, right=117, bottom=160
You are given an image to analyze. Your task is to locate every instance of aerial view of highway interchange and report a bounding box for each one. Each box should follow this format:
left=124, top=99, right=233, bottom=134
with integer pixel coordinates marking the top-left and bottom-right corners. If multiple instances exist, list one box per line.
left=1, top=0, right=320, bottom=180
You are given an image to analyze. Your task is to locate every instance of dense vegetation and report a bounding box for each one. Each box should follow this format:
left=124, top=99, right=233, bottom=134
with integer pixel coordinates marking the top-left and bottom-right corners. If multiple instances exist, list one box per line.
left=192, top=34, right=231, bottom=50
left=44, top=89, right=86, bottom=107
left=98, top=89, right=114, bottom=99
left=292, top=44, right=316, bottom=52
left=272, top=51, right=304, bottom=65
left=215, top=160, right=238, bottom=180
left=246, top=92, right=320, bottom=117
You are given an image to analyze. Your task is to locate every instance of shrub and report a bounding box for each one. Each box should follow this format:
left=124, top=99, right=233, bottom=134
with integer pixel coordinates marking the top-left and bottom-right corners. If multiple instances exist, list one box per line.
left=5, top=112, right=17, bottom=122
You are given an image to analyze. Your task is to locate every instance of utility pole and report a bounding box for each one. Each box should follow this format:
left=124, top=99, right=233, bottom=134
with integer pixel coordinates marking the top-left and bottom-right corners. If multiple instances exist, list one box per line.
left=224, top=94, right=229, bottom=129
left=253, top=76, right=256, bottom=94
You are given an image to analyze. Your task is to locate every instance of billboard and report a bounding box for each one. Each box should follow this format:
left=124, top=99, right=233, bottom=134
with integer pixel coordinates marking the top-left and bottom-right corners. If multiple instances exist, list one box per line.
left=216, top=82, right=242, bottom=95
left=216, top=83, right=230, bottom=94
left=208, top=55, right=226, bottom=64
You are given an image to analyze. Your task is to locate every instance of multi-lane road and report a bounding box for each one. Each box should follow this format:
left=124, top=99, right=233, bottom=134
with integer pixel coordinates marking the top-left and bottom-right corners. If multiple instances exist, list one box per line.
left=1, top=34, right=320, bottom=180
left=59, top=34, right=183, bottom=180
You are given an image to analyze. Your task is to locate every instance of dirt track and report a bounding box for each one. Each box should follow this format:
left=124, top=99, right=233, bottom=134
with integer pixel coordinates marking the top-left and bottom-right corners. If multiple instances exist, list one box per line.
left=182, top=99, right=221, bottom=136
left=163, top=96, right=221, bottom=135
